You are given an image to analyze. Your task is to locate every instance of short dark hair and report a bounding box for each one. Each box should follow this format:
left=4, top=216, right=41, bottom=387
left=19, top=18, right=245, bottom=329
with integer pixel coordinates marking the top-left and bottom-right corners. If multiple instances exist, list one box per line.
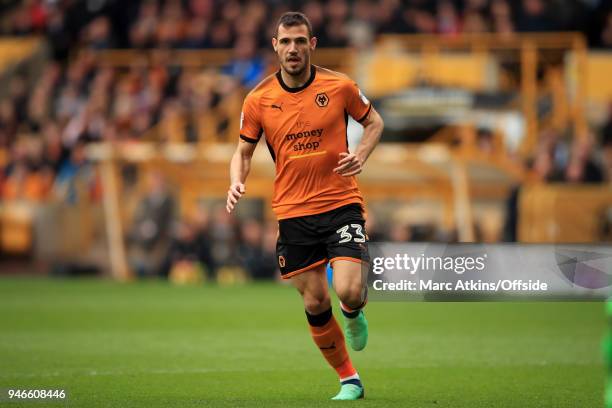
left=274, top=12, right=313, bottom=39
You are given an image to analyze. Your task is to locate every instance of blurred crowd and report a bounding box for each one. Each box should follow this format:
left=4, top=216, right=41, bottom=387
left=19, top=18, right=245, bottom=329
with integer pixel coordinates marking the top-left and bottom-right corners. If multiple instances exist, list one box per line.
left=1, top=0, right=612, bottom=277
left=2, top=0, right=612, bottom=50
left=127, top=115, right=612, bottom=280
left=1, top=0, right=612, bottom=205
left=125, top=171, right=280, bottom=280
left=502, top=115, right=612, bottom=241
left=0, top=50, right=249, bottom=203
left=124, top=171, right=429, bottom=281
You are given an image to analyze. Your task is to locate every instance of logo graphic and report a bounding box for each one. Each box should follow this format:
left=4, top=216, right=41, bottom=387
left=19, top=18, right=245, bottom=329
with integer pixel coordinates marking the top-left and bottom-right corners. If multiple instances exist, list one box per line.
left=315, top=92, right=329, bottom=107
left=319, top=342, right=336, bottom=350
left=555, top=246, right=612, bottom=289
left=278, top=255, right=286, bottom=268
left=271, top=103, right=283, bottom=112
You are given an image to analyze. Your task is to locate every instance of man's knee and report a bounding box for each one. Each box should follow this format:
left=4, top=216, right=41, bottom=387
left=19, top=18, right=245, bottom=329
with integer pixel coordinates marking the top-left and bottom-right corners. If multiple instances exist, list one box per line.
left=332, top=260, right=367, bottom=308
left=336, top=282, right=365, bottom=309
left=303, top=292, right=331, bottom=315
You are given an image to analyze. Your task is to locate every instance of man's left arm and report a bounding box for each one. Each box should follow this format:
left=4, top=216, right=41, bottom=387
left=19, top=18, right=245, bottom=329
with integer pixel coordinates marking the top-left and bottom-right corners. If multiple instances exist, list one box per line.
left=334, top=107, right=384, bottom=177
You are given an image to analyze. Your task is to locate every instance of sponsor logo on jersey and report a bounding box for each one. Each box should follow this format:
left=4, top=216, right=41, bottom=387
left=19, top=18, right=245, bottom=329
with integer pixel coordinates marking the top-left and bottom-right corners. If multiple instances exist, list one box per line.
left=285, top=128, right=324, bottom=152
left=285, top=128, right=323, bottom=141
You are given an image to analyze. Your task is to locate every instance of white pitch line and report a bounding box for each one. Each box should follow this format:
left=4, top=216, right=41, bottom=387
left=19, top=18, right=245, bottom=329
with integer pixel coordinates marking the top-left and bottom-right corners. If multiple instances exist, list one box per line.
left=0, top=366, right=318, bottom=379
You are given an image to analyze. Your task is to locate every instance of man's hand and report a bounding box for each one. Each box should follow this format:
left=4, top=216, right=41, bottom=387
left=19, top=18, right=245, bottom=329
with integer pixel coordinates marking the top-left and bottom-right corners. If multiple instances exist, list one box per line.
left=226, top=182, right=245, bottom=213
left=333, top=152, right=364, bottom=177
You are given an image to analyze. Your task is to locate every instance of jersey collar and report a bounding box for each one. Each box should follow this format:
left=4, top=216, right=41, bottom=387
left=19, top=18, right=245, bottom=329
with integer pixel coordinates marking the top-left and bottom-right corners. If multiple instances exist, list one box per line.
left=276, top=65, right=316, bottom=93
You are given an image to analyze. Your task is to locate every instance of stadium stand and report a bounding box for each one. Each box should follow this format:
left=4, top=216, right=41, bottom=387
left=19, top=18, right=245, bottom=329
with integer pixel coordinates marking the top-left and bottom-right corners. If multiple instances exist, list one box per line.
left=0, top=0, right=612, bottom=280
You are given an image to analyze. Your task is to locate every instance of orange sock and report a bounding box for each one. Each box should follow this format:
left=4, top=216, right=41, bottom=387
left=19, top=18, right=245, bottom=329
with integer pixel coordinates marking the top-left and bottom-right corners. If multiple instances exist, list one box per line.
left=308, top=311, right=357, bottom=380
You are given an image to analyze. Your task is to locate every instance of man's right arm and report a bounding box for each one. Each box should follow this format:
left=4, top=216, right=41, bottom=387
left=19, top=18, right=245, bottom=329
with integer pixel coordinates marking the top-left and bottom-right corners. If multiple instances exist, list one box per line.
left=226, top=139, right=257, bottom=213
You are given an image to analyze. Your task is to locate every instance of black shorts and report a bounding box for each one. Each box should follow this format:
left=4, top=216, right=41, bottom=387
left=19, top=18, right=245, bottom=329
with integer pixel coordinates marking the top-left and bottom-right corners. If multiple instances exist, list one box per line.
left=276, top=203, right=370, bottom=279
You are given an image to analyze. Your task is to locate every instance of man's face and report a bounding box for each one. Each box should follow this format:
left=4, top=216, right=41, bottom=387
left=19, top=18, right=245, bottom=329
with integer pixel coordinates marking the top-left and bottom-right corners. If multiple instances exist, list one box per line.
left=272, top=24, right=317, bottom=76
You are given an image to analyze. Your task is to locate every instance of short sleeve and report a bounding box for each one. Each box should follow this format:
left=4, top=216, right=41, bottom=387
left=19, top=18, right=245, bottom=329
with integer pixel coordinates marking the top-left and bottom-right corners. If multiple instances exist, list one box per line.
left=344, top=81, right=372, bottom=123
left=239, top=94, right=262, bottom=143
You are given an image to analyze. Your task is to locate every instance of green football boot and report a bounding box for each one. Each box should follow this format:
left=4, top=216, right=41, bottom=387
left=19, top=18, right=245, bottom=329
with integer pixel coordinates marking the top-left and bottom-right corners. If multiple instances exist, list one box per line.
left=344, top=310, right=368, bottom=351
left=331, top=383, right=364, bottom=400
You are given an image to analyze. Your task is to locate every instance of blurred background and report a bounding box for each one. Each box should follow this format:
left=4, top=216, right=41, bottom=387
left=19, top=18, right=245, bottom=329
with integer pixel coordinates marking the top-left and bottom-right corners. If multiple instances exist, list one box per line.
left=0, top=0, right=611, bottom=282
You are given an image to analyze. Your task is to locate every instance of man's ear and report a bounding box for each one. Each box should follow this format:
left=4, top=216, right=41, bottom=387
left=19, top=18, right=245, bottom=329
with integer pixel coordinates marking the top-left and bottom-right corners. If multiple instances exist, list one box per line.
left=310, top=36, right=317, bottom=51
left=272, top=37, right=278, bottom=52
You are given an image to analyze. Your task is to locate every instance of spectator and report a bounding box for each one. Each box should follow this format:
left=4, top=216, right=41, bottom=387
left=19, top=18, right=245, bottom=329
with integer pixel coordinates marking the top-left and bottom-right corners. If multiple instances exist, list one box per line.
left=347, top=0, right=376, bottom=48
left=363, top=208, right=385, bottom=242
left=503, top=133, right=558, bottom=241
left=41, top=122, right=69, bottom=173
left=302, top=0, right=328, bottom=42
left=564, top=137, right=604, bottom=183
left=191, top=205, right=215, bottom=274
left=209, top=204, right=239, bottom=271
left=517, top=0, right=555, bottom=32
left=189, top=0, right=214, bottom=20
left=53, top=141, right=97, bottom=204
left=126, top=171, right=175, bottom=277
left=223, top=36, right=265, bottom=89
left=0, top=100, right=18, bottom=148
left=437, top=0, right=461, bottom=36
left=160, top=220, right=205, bottom=279
left=181, top=17, right=210, bottom=48
left=491, top=0, right=516, bottom=38
left=600, top=11, right=612, bottom=48
left=463, top=10, right=488, bottom=33
left=84, top=16, right=114, bottom=49
left=389, top=222, right=411, bottom=242
left=2, top=161, right=52, bottom=202
left=209, top=20, right=234, bottom=48
left=238, top=218, right=276, bottom=279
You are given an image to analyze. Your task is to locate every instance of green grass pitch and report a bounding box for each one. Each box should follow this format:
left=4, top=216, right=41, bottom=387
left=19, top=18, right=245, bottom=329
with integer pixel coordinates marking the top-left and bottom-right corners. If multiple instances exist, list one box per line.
left=0, top=278, right=605, bottom=407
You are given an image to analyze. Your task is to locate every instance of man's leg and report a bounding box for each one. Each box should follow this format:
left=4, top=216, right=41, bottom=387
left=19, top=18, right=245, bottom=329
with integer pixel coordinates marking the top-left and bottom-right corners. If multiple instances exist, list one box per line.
left=291, top=265, right=364, bottom=400
left=332, top=259, right=369, bottom=351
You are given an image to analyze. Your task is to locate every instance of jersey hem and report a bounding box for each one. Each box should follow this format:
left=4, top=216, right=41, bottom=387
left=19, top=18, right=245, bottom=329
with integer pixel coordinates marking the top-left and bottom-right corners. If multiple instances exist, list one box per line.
left=275, top=198, right=363, bottom=221
left=357, top=104, right=372, bottom=123
left=281, top=258, right=328, bottom=279
left=240, top=134, right=259, bottom=143
left=330, top=256, right=368, bottom=266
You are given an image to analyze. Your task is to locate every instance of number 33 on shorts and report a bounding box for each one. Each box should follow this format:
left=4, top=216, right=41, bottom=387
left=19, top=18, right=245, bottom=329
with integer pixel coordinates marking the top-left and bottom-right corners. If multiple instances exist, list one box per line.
left=336, top=224, right=367, bottom=243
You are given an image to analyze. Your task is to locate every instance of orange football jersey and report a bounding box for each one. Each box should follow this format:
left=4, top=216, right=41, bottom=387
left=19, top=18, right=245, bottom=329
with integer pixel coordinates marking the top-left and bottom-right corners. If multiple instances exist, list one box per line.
left=240, top=65, right=372, bottom=220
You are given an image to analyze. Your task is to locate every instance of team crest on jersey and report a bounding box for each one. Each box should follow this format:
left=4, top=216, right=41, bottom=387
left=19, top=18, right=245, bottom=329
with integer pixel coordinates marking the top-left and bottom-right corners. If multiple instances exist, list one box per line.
left=278, top=256, right=286, bottom=268
left=315, top=92, right=329, bottom=107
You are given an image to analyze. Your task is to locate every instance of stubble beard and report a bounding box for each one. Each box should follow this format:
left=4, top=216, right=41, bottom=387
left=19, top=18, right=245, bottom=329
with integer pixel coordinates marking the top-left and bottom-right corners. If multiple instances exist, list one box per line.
left=280, top=55, right=309, bottom=77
